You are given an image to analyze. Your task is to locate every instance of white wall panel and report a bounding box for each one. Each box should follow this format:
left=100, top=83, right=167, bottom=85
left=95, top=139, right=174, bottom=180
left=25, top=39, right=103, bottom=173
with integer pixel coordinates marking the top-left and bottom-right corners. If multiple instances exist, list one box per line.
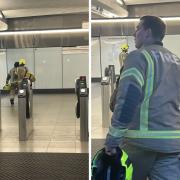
left=34, top=47, right=62, bottom=89
left=100, top=36, right=128, bottom=75
left=127, top=36, right=136, bottom=52
left=163, top=35, right=180, bottom=57
left=63, top=53, right=88, bottom=88
left=0, top=50, right=7, bottom=89
left=91, top=38, right=101, bottom=78
left=6, top=48, right=34, bottom=73
left=91, top=35, right=180, bottom=79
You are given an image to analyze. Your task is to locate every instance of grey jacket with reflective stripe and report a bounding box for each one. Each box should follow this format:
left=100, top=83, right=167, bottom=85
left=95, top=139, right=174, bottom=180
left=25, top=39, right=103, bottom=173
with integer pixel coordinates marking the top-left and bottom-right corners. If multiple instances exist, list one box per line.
left=105, top=44, right=180, bottom=153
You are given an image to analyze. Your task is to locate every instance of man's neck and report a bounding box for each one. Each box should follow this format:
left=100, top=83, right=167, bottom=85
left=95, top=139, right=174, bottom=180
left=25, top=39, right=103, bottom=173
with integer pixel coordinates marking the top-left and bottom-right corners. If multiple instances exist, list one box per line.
left=143, top=39, right=163, bottom=47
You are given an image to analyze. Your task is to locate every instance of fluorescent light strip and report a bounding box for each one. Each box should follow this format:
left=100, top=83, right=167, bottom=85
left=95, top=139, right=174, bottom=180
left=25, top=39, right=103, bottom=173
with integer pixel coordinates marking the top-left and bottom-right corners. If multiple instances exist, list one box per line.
left=116, top=0, right=123, bottom=5
left=162, top=17, right=180, bottom=21
left=0, top=29, right=88, bottom=35
left=92, top=17, right=180, bottom=24
left=92, top=18, right=139, bottom=23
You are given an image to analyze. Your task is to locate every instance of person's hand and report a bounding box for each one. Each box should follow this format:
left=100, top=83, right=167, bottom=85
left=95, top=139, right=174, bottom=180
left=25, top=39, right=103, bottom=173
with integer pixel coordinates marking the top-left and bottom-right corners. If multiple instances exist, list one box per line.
left=103, top=147, right=121, bottom=166
left=105, top=146, right=117, bottom=156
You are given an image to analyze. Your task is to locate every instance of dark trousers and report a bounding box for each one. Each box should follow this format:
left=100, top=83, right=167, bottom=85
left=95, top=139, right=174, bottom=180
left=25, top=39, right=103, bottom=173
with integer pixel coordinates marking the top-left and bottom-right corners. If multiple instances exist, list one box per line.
left=123, top=144, right=180, bottom=180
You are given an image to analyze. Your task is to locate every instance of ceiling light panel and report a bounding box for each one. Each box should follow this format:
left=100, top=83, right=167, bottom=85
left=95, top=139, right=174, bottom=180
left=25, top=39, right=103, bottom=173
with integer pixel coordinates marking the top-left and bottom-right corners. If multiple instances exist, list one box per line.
left=0, top=29, right=88, bottom=36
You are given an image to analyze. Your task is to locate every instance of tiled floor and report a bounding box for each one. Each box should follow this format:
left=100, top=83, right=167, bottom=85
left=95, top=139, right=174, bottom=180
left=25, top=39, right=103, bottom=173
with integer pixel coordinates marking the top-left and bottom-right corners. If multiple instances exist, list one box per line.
left=91, top=83, right=109, bottom=139
left=0, top=94, right=88, bottom=153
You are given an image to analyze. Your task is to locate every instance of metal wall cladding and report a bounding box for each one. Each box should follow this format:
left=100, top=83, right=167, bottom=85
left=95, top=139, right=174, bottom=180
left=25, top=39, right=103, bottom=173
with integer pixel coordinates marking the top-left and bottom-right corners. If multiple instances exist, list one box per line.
left=0, top=32, right=89, bottom=49
left=0, top=14, right=89, bottom=48
left=92, top=20, right=180, bottom=37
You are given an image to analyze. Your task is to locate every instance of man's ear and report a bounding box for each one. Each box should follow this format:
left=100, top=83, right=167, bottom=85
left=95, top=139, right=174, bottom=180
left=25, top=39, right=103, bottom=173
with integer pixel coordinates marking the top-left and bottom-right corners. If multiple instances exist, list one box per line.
left=145, top=28, right=152, bottom=39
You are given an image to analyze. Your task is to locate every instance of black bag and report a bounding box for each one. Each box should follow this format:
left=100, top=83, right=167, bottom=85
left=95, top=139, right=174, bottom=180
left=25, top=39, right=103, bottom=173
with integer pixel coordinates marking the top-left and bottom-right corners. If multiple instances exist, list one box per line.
left=91, top=147, right=131, bottom=180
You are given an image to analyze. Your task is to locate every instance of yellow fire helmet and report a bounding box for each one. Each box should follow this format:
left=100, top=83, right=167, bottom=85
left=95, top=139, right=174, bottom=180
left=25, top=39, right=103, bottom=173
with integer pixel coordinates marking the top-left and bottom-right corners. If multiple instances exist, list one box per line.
left=121, top=44, right=129, bottom=51
left=19, top=58, right=26, bottom=65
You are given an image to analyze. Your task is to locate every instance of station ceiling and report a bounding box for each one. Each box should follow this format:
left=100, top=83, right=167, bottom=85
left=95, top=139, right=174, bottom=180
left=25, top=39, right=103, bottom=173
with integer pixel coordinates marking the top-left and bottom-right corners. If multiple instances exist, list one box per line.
left=92, top=0, right=180, bottom=36
left=0, top=0, right=88, bottom=18
left=92, top=0, right=180, bottom=18
left=124, top=0, right=180, bottom=5
left=0, top=0, right=89, bottom=48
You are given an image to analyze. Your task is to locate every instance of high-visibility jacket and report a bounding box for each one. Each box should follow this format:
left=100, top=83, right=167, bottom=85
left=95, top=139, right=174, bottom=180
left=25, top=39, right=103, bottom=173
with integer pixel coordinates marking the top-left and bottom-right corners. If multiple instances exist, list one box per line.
left=105, top=43, right=180, bottom=153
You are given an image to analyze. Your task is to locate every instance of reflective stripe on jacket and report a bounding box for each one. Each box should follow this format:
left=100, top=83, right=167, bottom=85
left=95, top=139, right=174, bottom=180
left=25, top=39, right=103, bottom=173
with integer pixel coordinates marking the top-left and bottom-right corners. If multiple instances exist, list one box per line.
left=105, top=44, right=180, bottom=153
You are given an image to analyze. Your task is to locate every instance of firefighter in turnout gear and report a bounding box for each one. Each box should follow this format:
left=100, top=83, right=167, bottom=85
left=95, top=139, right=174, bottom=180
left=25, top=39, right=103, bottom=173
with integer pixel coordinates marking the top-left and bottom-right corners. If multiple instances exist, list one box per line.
left=105, top=16, right=180, bottom=180
left=5, top=58, right=32, bottom=105
left=119, top=44, right=129, bottom=68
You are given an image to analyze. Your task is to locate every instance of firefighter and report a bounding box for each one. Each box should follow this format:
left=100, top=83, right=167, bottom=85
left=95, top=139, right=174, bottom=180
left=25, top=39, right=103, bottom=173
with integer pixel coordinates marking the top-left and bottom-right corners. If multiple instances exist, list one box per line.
left=119, top=44, right=129, bottom=68
left=105, top=16, right=180, bottom=180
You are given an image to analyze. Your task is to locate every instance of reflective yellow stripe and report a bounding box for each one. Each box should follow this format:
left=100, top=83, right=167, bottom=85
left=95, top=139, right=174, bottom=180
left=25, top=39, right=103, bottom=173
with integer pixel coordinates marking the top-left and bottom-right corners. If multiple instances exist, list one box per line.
left=121, top=150, right=128, bottom=168
left=120, top=67, right=144, bottom=88
left=121, top=150, right=133, bottom=180
left=140, top=50, right=154, bottom=130
left=125, top=130, right=180, bottom=138
left=108, top=126, right=127, bottom=137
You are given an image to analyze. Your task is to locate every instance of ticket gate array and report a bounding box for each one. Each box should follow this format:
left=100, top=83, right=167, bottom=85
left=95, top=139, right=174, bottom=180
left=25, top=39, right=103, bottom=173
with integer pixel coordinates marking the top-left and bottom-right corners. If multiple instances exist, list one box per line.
left=104, top=65, right=116, bottom=95
left=101, top=65, right=116, bottom=128
left=0, top=91, right=1, bottom=130
left=101, top=77, right=110, bottom=128
left=18, top=79, right=33, bottom=141
left=75, top=76, right=88, bottom=141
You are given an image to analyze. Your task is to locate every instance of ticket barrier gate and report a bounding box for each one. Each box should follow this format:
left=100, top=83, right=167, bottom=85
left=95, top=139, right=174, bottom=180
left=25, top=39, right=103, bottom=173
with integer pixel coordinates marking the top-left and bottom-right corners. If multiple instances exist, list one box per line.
left=0, top=91, right=1, bottom=130
left=104, top=65, right=116, bottom=96
left=18, top=79, right=33, bottom=141
left=101, top=77, right=110, bottom=128
left=75, top=76, right=88, bottom=141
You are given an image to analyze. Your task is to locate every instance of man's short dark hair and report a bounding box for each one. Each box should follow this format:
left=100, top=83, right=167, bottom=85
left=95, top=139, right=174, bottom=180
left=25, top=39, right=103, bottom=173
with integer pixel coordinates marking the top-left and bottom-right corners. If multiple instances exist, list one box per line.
left=140, top=16, right=166, bottom=41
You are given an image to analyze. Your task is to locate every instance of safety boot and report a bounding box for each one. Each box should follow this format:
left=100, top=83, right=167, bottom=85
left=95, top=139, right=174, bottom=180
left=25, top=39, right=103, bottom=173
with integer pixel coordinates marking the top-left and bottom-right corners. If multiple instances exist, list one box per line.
left=10, top=99, right=14, bottom=105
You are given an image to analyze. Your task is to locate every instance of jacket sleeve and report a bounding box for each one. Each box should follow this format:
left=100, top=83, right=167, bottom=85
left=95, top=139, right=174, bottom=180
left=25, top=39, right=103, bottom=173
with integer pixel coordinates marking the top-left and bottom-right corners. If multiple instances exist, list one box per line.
left=105, top=50, right=147, bottom=150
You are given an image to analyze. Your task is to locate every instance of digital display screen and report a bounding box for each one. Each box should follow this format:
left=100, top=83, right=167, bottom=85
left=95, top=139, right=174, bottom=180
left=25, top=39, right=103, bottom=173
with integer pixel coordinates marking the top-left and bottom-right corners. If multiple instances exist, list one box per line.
left=80, top=88, right=86, bottom=93
left=102, top=77, right=108, bottom=81
left=19, top=89, right=25, bottom=93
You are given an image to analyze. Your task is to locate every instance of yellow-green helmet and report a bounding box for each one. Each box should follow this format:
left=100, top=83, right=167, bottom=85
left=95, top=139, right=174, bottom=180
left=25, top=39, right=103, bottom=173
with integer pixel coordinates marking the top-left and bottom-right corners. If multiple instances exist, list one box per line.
left=19, top=58, right=26, bottom=65
left=121, top=44, right=129, bottom=51
left=3, top=84, right=11, bottom=91
left=91, top=147, right=133, bottom=180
